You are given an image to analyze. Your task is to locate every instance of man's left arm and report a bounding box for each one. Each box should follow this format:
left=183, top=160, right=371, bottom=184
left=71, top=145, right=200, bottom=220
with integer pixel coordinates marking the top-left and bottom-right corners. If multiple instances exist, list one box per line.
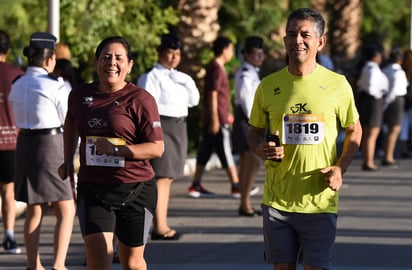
left=320, top=119, right=362, bottom=191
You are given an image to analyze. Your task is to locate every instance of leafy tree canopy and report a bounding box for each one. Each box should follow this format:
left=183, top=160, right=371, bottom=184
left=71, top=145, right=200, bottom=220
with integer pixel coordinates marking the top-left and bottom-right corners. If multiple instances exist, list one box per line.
left=0, top=0, right=179, bottom=81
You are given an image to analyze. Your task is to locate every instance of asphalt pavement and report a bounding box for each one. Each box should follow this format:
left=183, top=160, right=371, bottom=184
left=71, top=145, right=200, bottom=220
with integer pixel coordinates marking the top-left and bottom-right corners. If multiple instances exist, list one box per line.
left=1, top=156, right=411, bottom=270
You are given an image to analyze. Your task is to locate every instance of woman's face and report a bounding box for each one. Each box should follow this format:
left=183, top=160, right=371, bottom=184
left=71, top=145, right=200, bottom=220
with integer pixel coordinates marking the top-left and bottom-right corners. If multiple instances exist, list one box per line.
left=159, top=48, right=181, bottom=69
left=96, top=42, right=133, bottom=91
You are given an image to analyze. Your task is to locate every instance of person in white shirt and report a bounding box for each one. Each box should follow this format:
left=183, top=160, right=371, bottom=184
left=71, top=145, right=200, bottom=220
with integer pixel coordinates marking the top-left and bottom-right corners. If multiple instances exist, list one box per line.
left=232, top=36, right=264, bottom=216
left=137, top=34, right=199, bottom=240
left=357, top=44, right=389, bottom=171
left=382, top=47, right=408, bottom=168
left=9, top=32, right=75, bottom=270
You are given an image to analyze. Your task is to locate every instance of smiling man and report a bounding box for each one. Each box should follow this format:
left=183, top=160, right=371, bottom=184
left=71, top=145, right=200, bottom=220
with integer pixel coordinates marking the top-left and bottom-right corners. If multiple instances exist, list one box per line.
left=247, top=8, right=362, bottom=270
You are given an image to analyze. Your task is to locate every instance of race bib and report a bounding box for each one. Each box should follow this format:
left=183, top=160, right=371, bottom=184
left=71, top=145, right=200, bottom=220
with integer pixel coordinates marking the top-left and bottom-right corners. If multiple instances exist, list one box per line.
left=282, top=114, right=325, bottom=145
left=85, top=136, right=126, bottom=167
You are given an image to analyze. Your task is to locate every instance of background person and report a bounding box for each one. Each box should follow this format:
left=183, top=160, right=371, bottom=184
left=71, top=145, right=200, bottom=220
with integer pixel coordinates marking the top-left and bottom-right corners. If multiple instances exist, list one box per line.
left=187, top=36, right=241, bottom=198
left=58, top=36, right=163, bottom=270
left=399, top=49, right=412, bottom=158
left=248, top=8, right=362, bottom=269
left=0, top=30, right=24, bottom=255
left=233, top=36, right=264, bottom=217
left=381, top=47, right=408, bottom=167
left=9, top=32, right=75, bottom=270
left=138, top=33, right=199, bottom=240
left=357, top=43, right=389, bottom=171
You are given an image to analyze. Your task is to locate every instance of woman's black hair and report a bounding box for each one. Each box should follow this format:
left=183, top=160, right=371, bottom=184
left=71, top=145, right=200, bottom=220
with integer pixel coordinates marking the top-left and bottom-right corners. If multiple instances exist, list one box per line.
left=23, top=46, right=54, bottom=67
left=95, top=36, right=132, bottom=60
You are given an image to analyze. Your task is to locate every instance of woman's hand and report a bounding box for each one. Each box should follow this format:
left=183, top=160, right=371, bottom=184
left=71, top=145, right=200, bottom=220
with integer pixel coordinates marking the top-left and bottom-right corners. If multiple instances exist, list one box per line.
left=94, top=137, right=115, bottom=155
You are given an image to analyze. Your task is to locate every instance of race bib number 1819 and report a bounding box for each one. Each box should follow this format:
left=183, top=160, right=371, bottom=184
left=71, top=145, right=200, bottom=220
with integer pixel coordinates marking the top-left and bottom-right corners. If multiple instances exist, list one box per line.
left=282, top=114, right=325, bottom=145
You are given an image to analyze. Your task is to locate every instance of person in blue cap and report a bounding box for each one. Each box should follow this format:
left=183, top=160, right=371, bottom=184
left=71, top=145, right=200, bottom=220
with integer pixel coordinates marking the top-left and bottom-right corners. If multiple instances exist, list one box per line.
left=9, top=32, right=75, bottom=270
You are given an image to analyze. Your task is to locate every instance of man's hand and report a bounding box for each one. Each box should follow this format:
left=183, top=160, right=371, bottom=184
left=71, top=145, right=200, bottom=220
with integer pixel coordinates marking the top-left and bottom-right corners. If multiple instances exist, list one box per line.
left=320, top=166, right=343, bottom=191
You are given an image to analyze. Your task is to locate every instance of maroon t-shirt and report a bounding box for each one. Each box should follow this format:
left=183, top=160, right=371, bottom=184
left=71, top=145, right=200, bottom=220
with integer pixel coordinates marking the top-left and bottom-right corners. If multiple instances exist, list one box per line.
left=202, top=60, right=231, bottom=126
left=0, top=62, right=24, bottom=150
left=67, top=82, right=163, bottom=184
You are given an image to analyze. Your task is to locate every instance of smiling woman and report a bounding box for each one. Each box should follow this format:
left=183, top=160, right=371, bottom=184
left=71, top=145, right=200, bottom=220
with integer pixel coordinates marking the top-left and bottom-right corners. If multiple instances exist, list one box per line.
left=94, top=37, right=134, bottom=93
left=59, top=36, right=163, bottom=270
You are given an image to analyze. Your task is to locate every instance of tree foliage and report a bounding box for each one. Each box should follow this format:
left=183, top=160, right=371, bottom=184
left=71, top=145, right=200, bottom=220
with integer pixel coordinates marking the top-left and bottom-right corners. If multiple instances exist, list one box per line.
left=60, top=0, right=179, bottom=81
left=0, top=0, right=179, bottom=81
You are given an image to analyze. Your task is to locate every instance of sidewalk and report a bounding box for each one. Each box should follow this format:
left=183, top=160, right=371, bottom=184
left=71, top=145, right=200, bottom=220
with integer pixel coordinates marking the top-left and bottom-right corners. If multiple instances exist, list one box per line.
left=1, top=157, right=411, bottom=270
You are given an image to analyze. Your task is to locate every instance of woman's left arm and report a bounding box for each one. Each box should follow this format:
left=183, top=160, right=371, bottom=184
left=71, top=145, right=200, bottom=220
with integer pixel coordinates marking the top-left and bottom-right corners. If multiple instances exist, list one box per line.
left=94, top=138, right=164, bottom=160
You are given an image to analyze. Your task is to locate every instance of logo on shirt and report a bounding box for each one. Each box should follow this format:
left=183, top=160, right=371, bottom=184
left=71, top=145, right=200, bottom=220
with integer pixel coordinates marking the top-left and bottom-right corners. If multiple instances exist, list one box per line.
left=153, top=121, right=161, bottom=128
left=83, top=96, right=93, bottom=105
left=290, top=103, right=311, bottom=114
left=273, top=87, right=281, bottom=95
left=88, top=118, right=107, bottom=129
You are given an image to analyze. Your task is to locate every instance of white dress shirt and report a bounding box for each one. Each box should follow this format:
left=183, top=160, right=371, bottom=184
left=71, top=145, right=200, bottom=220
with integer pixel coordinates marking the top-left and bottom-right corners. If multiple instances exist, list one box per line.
left=137, top=63, right=200, bottom=118
left=382, top=63, right=408, bottom=106
left=9, top=66, right=68, bottom=129
left=357, top=61, right=389, bottom=99
left=234, top=62, right=260, bottom=118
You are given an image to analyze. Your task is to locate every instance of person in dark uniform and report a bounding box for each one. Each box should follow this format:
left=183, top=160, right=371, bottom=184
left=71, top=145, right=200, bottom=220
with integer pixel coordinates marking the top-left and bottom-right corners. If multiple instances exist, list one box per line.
left=9, top=32, right=75, bottom=270
left=59, top=36, right=163, bottom=270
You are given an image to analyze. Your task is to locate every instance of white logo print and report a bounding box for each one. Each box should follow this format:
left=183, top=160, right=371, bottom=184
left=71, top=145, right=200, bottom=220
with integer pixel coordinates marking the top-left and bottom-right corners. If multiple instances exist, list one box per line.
left=88, top=118, right=104, bottom=128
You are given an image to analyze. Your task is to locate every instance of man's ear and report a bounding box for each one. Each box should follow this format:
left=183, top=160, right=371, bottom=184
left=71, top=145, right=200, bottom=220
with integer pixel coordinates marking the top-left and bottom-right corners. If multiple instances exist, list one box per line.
left=317, top=35, right=326, bottom=52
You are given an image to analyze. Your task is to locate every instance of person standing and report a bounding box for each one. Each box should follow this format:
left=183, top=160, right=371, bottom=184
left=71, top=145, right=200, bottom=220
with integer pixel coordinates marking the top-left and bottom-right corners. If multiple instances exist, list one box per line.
left=357, top=44, right=389, bottom=171
left=137, top=33, right=199, bottom=240
left=59, top=36, right=163, bottom=270
left=9, top=32, right=75, bottom=270
left=187, top=36, right=240, bottom=198
left=400, top=50, right=412, bottom=157
left=247, top=8, right=362, bottom=269
left=233, top=36, right=264, bottom=216
left=381, top=47, right=408, bottom=167
left=0, top=30, right=24, bottom=254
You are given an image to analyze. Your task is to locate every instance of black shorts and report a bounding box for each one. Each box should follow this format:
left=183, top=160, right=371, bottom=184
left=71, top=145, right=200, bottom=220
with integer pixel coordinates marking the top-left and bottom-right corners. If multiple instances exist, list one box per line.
left=0, top=150, right=15, bottom=183
left=196, top=125, right=235, bottom=168
left=76, top=178, right=157, bottom=247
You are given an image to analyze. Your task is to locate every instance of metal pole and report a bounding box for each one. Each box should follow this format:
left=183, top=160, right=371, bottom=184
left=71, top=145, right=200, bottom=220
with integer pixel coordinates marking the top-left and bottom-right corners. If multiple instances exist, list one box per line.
left=48, top=0, right=60, bottom=41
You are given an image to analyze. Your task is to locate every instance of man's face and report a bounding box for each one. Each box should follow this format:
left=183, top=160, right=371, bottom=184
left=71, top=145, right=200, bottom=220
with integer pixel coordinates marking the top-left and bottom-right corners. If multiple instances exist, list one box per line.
left=283, top=18, right=324, bottom=65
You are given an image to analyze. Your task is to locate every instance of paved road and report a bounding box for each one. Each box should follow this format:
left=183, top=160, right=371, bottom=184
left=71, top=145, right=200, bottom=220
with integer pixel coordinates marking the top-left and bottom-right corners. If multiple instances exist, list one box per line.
left=1, top=157, right=411, bottom=270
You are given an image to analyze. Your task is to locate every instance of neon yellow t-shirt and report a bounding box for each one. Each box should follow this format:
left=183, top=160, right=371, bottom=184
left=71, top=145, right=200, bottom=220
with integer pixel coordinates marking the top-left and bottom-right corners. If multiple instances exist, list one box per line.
left=249, top=65, right=359, bottom=214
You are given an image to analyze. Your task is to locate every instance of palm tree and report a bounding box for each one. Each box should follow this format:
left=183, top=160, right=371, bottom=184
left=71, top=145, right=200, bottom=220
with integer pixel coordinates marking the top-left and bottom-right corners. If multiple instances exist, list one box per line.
left=176, top=0, right=221, bottom=87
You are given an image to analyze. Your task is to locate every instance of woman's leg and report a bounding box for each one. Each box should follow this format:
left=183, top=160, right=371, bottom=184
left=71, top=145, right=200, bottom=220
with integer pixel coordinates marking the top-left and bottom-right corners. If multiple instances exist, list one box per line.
left=24, top=203, right=46, bottom=270
left=152, top=177, right=175, bottom=236
left=239, top=151, right=260, bottom=213
left=118, top=241, right=147, bottom=270
left=52, top=199, right=75, bottom=270
left=84, top=232, right=114, bottom=270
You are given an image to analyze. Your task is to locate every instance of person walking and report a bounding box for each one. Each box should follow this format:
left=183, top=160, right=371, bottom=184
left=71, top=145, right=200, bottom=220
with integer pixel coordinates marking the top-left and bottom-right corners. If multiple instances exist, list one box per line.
left=137, top=33, right=199, bottom=240
left=399, top=50, right=412, bottom=158
left=233, top=36, right=264, bottom=216
left=247, top=8, right=362, bottom=269
left=357, top=43, right=389, bottom=171
left=381, top=47, right=408, bottom=167
left=187, top=36, right=240, bottom=198
left=0, top=30, right=24, bottom=255
left=58, top=36, right=163, bottom=270
left=9, top=32, right=75, bottom=270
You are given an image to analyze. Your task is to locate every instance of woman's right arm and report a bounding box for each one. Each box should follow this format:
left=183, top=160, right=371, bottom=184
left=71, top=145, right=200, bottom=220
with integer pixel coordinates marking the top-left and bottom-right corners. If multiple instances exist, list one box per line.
left=58, top=114, right=79, bottom=180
